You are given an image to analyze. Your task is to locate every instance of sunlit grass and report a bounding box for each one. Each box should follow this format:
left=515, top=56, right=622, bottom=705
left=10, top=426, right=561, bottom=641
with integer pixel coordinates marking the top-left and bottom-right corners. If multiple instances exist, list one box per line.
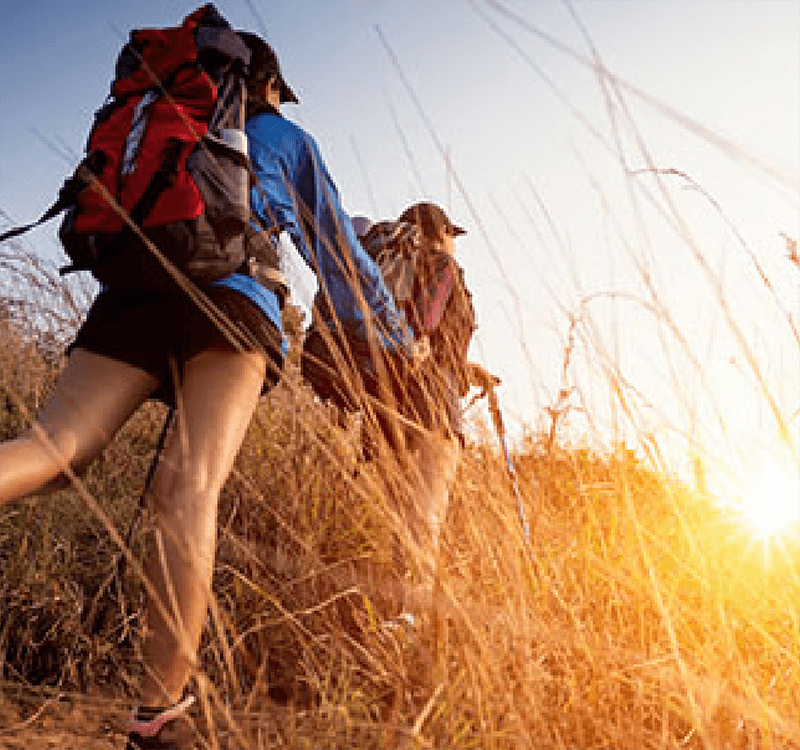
left=2, top=238, right=799, bottom=747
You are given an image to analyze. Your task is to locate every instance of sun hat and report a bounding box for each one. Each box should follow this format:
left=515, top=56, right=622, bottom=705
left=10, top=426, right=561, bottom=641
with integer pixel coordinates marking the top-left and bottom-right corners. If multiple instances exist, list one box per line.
left=397, top=202, right=466, bottom=240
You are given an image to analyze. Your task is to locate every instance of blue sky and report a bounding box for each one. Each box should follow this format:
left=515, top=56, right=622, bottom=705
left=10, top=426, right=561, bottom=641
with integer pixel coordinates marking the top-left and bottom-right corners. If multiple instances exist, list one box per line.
left=1, top=0, right=799, bottom=493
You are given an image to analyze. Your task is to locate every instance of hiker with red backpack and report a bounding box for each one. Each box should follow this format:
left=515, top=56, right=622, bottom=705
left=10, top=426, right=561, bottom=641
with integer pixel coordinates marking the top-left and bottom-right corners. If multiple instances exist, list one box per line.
left=301, top=201, right=480, bottom=617
left=0, top=6, right=420, bottom=748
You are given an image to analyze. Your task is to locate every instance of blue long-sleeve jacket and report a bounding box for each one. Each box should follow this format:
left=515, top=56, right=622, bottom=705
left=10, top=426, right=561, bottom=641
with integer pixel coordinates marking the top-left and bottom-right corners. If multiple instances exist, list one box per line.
left=213, top=109, right=414, bottom=354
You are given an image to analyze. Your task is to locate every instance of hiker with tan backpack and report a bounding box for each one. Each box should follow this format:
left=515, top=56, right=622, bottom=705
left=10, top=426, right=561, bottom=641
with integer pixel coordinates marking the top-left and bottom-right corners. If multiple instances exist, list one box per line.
left=0, top=6, right=422, bottom=748
left=301, top=201, right=485, bottom=616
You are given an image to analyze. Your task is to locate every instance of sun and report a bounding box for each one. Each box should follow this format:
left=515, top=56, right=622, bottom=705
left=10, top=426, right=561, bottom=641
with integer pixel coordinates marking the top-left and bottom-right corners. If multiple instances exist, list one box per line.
left=736, top=453, right=800, bottom=539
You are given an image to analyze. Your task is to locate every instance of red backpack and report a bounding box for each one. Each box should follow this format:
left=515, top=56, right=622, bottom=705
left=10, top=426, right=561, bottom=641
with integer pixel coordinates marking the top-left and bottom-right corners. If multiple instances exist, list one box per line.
left=1, top=4, right=280, bottom=292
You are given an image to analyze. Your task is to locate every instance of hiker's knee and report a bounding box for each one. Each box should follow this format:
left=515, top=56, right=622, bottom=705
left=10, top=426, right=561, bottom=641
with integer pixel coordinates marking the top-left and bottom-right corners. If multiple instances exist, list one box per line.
left=151, top=462, right=210, bottom=512
left=20, top=424, right=83, bottom=472
left=1, top=424, right=95, bottom=497
left=149, top=459, right=219, bottom=546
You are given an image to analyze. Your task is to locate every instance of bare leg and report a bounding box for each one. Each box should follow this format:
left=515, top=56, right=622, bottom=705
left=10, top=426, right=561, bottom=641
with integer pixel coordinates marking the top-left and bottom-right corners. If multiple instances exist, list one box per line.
left=0, top=348, right=158, bottom=505
left=414, top=430, right=459, bottom=558
left=401, top=429, right=460, bottom=613
left=139, top=347, right=267, bottom=705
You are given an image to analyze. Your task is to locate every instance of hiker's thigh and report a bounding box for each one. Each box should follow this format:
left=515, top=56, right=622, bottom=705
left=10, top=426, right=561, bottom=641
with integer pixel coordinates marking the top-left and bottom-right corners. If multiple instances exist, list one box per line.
left=417, top=430, right=460, bottom=485
left=0, top=347, right=157, bottom=501
left=408, top=429, right=460, bottom=521
left=150, top=347, right=267, bottom=524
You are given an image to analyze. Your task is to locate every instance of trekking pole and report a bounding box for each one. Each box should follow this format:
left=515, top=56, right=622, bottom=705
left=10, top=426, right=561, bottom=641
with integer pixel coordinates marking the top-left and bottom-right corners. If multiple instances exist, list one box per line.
left=485, top=385, right=531, bottom=542
left=122, top=406, right=174, bottom=568
left=88, top=406, right=174, bottom=635
left=467, top=364, right=530, bottom=542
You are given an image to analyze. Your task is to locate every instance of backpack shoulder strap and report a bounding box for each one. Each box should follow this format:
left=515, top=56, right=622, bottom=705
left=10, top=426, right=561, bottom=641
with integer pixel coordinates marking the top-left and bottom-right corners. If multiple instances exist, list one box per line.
left=419, top=253, right=476, bottom=384
left=421, top=256, right=456, bottom=333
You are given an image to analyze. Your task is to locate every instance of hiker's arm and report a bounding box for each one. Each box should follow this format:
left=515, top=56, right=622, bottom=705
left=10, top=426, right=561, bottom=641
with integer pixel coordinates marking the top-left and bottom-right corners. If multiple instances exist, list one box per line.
left=247, top=120, right=412, bottom=350
left=289, top=135, right=414, bottom=351
left=467, top=362, right=501, bottom=392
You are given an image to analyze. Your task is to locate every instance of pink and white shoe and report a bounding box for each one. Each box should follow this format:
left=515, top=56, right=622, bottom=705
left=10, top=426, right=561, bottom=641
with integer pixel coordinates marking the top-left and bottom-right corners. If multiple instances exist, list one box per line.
left=125, top=695, right=196, bottom=749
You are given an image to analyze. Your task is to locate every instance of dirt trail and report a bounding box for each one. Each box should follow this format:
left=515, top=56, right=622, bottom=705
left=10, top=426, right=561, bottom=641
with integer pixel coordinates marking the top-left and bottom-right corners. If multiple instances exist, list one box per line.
left=0, top=681, right=409, bottom=749
left=0, top=683, right=315, bottom=750
left=0, top=687, right=123, bottom=748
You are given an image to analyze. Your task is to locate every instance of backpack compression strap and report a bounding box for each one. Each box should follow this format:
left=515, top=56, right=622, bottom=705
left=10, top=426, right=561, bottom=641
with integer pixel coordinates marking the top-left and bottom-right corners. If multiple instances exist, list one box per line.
left=0, top=206, right=65, bottom=244
left=0, top=151, right=106, bottom=244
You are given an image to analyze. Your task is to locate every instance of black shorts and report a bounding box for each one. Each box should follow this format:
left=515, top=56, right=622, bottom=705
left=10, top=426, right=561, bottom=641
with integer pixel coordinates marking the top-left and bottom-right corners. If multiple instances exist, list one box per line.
left=69, top=286, right=284, bottom=407
left=300, top=326, right=462, bottom=447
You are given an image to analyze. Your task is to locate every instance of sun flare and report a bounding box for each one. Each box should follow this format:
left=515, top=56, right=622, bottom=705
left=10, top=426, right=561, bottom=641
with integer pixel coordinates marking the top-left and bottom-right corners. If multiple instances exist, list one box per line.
left=736, top=454, right=800, bottom=539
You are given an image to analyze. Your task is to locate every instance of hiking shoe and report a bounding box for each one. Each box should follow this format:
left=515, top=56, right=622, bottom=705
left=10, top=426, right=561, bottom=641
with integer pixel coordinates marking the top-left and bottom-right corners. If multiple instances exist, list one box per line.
left=125, top=695, right=196, bottom=750
left=381, top=611, right=418, bottom=632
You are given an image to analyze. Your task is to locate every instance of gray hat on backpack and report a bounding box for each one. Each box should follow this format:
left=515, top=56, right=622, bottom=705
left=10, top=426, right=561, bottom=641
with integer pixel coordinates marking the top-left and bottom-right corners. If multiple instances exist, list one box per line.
left=351, top=215, right=373, bottom=239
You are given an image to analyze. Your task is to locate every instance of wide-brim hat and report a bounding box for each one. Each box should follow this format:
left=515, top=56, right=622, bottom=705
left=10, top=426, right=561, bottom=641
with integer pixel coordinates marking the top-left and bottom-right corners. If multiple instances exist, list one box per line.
left=397, top=202, right=466, bottom=240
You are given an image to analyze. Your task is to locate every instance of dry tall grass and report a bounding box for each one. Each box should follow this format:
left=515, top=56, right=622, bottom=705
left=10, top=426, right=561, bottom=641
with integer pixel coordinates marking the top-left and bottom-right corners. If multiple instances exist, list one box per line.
left=0, top=238, right=797, bottom=750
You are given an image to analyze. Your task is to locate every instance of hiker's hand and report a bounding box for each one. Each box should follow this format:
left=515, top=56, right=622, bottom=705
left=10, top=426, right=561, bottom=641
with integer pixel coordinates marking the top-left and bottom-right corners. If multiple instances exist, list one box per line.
left=467, top=362, right=500, bottom=392
left=406, top=335, right=431, bottom=373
